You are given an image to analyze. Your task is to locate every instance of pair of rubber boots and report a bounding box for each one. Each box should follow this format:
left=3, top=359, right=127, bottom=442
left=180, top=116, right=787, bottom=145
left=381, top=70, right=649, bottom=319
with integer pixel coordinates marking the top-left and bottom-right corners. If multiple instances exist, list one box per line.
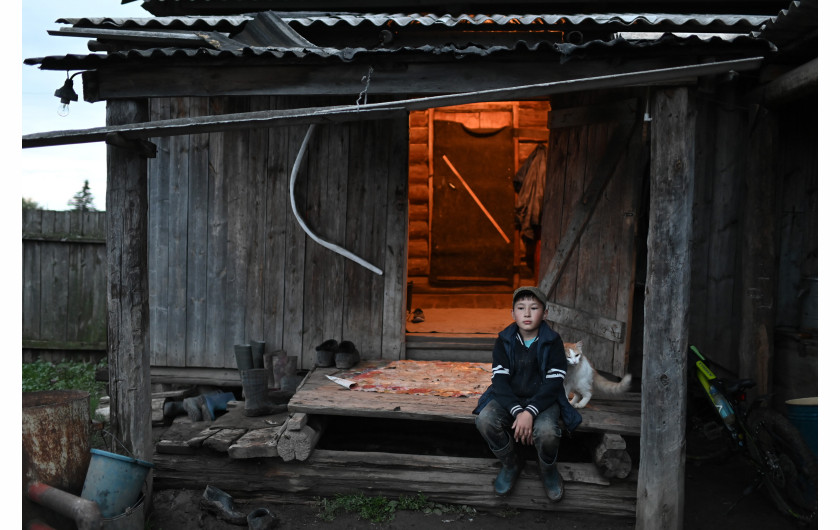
left=315, top=339, right=360, bottom=369
left=165, top=390, right=235, bottom=422
left=241, top=368, right=274, bottom=417
left=492, top=445, right=564, bottom=502
left=201, top=485, right=276, bottom=529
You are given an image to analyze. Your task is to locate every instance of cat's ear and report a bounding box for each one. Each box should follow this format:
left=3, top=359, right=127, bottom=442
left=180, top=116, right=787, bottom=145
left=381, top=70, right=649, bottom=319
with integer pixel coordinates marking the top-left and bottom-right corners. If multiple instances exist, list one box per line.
left=575, top=340, right=583, bottom=349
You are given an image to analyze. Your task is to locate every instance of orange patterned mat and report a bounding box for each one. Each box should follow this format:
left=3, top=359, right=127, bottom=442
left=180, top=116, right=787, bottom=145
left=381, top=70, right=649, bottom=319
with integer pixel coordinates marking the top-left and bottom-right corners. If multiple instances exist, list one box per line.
left=341, top=360, right=492, bottom=398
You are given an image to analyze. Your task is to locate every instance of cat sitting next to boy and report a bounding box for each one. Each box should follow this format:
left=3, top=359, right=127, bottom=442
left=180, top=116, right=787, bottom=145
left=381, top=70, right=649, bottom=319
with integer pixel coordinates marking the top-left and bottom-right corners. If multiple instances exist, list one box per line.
left=563, top=340, right=632, bottom=408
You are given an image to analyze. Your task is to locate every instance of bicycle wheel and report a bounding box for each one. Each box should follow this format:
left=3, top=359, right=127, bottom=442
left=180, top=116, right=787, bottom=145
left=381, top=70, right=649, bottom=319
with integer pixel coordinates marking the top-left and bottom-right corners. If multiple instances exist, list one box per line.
left=746, top=408, right=817, bottom=523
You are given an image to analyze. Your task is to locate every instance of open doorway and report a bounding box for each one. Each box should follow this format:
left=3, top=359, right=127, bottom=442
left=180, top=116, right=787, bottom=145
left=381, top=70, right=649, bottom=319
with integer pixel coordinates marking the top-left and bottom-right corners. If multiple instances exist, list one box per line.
left=405, top=101, right=550, bottom=339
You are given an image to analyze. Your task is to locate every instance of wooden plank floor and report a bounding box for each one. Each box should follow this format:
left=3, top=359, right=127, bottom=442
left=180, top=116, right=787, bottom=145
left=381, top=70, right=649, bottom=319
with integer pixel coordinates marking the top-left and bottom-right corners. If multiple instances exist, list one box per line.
left=289, top=361, right=641, bottom=436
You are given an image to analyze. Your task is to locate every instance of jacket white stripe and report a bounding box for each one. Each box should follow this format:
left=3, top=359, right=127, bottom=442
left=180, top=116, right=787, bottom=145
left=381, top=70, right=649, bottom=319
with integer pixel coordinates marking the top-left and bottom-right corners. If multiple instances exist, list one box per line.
left=492, top=364, right=510, bottom=378
left=546, top=368, right=566, bottom=379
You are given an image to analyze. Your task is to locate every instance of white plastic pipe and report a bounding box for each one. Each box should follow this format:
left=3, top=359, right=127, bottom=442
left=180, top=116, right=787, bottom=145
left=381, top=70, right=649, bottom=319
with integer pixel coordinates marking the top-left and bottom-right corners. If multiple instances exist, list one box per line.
left=289, top=124, right=383, bottom=275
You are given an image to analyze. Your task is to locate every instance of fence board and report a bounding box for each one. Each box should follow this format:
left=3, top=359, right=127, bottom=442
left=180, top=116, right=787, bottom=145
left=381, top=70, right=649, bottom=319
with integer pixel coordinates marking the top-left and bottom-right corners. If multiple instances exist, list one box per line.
left=22, top=209, right=108, bottom=354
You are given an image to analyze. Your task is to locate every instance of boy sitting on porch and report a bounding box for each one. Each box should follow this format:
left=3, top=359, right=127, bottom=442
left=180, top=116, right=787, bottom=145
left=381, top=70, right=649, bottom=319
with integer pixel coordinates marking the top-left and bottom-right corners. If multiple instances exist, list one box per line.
left=473, top=286, right=582, bottom=501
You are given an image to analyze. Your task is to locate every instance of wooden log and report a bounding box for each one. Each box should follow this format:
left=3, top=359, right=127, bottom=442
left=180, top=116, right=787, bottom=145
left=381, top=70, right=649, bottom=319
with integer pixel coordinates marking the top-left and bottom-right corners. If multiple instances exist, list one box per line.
left=106, top=98, right=153, bottom=465
left=286, top=413, right=308, bottom=431
left=228, top=425, right=287, bottom=459
left=586, top=434, right=632, bottom=479
left=153, top=450, right=636, bottom=517
left=636, top=87, right=694, bottom=530
left=277, top=424, right=323, bottom=462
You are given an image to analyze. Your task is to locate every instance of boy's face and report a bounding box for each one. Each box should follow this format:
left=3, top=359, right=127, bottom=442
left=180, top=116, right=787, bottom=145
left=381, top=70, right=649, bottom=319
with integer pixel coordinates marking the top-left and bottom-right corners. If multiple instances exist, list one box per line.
left=511, top=296, right=546, bottom=338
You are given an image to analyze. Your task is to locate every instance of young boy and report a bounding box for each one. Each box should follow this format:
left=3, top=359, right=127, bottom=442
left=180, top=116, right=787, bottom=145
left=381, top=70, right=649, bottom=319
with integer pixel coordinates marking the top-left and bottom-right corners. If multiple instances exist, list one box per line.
left=473, top=286, right=582, bottom=501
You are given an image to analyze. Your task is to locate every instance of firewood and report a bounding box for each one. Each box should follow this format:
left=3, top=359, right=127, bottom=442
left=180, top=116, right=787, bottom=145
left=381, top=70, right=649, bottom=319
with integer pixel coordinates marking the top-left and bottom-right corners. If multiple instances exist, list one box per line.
left=586, top=433, right=632, bottom=479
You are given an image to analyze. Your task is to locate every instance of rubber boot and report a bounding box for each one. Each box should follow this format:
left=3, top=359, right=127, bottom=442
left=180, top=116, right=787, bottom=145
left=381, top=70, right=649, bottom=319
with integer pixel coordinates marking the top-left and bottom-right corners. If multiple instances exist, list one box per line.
left=492, top=443, right=523, bottom=496
left=538, top=458, right=565, bottom=502
left=204, top=391, right=236, bottom=420
left=243, top=369, right=272, bottom=417
left=335, top=340, right=360, bottom=369
left=315, top=339, right=338, bottom=367
left=200, top=485, right=247, bottom=525
left=163, top=400, right=186, bottom=418
left=247, top=507, right=276, bottom=530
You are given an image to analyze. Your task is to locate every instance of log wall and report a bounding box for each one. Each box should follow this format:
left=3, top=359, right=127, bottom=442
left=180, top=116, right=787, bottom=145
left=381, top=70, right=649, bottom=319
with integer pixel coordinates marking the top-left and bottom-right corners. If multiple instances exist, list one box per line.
left=406, top=101, right=550, bottom=277
left=146, top=96, right=408, bottom=371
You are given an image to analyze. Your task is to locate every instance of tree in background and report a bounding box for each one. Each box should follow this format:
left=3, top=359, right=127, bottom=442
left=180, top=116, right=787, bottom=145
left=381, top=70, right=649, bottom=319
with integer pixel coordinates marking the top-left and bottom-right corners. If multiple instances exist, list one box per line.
left=22, top=197, right=41, bottom=210
left=68, top=180, right=96, bottom=211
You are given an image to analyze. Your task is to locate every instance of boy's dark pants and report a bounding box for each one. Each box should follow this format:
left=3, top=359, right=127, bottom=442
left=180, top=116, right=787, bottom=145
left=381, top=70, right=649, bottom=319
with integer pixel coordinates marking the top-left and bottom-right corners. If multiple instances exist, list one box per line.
left=475, top=400, right=562, bottom=464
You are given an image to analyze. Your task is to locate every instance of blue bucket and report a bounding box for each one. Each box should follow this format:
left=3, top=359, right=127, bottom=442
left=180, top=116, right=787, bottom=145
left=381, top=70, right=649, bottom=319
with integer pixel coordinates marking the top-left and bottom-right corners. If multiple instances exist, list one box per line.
left=785, top=397, right=818, bottom=458
left=81, top=449, right=153, bottom=518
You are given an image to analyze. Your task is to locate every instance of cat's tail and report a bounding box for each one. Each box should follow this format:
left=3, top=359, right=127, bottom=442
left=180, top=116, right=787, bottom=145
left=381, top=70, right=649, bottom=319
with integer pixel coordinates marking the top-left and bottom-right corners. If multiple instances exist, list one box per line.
left=593, top=372, right=632, bottom=395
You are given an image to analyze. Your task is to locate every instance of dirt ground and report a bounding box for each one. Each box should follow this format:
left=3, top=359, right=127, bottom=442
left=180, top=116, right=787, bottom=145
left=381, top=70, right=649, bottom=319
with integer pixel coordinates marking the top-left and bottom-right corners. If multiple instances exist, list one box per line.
left=146, top=455, right=810, bottom=530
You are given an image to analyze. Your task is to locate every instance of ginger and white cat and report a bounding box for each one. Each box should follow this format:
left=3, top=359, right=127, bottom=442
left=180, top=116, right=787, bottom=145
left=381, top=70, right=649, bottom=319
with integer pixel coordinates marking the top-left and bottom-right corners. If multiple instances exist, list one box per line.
left=563, top=341, right=632, bottom=408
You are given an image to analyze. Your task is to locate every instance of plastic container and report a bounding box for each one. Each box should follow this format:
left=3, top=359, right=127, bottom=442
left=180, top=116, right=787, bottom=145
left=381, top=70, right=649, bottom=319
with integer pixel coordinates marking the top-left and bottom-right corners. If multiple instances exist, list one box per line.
left=81, top=449, right=153, bottom=518
left=785, top=397, right=817, bottom=458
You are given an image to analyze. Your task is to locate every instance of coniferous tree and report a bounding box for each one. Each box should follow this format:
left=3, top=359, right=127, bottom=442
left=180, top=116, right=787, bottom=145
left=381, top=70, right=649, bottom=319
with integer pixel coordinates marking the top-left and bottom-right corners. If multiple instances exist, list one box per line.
left=68, top=180, right=96, bottom=211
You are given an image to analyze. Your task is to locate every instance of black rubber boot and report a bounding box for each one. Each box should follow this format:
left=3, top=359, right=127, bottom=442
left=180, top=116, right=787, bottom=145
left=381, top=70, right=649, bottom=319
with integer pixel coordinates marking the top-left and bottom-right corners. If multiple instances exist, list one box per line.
left=538, top=458, right=565, bottom=502
left=492, top=443, right=523, bottom=496
left=242, top=369, right=272, bottom=417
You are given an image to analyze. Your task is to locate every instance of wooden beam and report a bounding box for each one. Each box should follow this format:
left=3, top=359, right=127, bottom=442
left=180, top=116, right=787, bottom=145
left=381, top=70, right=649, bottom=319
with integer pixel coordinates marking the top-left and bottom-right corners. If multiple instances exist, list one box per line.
left=538, top=119, right=637, bottom=298
left=23, top=57, right=763, bottom=149
left=545, top=302, right=625, bottom=343
left=635, top=87, right=694, bottom=530
left=106, top=99, right=153, bottom=466
left=751, top=58, right=817, bottom=106
left=548, top=98, right=638, bottom=129
left=49, top=26, right=210, bottom=47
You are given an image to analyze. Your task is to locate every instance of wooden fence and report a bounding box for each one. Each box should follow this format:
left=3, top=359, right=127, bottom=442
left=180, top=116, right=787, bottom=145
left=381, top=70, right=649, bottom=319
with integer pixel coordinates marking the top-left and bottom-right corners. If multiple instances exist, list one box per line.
left=22, top=209, right=107, bottom=362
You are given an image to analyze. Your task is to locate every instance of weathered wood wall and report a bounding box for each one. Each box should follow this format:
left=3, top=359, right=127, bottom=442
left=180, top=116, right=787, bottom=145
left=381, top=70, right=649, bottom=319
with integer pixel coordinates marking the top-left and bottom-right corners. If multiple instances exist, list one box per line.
left=147, top=96, right=407, bottom=371
left=22, top=209, right=107, bottom=362
left=688, top=82, right=748, bottom=373
left=540, top=89, right=646, bottom=376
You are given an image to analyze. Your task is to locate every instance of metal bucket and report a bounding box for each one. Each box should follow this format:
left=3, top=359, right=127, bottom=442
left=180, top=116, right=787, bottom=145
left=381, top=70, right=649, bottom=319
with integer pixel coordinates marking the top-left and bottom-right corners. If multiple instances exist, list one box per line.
left=22, top=390, right=92, bottom=526
left=785, top=396, right=818, bottom=458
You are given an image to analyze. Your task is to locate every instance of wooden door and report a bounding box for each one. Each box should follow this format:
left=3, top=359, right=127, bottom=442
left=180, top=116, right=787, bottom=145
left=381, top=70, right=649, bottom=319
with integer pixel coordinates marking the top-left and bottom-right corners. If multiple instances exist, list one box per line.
left=429, top=120, right=514, bottom=284
left=540, top=92, right=648, bottom=376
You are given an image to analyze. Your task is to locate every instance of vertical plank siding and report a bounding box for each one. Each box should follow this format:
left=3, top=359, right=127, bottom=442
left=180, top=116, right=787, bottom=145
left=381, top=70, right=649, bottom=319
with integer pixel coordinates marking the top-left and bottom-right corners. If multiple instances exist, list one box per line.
left=22, top=209, right=107, bottom=355
left=145, top=95, right=408, bottom=370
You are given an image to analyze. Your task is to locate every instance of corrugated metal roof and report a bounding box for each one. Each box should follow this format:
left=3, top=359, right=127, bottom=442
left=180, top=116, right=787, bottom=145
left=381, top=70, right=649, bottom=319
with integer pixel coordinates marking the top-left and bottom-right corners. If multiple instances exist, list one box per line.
left=27, top=33, right=774, bottom=71
left=56, top=15, right=253, bottom=31
left=58, top=12, right=771, bottom=32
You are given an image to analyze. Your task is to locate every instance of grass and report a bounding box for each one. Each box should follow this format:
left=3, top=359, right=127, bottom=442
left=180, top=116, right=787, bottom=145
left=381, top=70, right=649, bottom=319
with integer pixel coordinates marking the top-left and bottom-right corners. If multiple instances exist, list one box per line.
left=317, top=492, right=477, bottom=523
left=22, top=359, right=107, bottom=417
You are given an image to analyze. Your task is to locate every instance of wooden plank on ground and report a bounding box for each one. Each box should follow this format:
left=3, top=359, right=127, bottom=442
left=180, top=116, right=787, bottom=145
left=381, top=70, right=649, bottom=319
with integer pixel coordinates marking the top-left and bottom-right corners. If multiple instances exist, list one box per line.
left=204, top=428, right=247, bottom=453
left=156, top=419, right=215, bottom=454
left=228, top=425, right=287, bottom=459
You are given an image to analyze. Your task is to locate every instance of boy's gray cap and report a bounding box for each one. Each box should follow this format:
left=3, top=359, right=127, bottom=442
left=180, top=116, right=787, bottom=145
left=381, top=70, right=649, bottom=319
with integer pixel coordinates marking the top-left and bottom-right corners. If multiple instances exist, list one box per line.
left=512, top=286, right=548, bottom=307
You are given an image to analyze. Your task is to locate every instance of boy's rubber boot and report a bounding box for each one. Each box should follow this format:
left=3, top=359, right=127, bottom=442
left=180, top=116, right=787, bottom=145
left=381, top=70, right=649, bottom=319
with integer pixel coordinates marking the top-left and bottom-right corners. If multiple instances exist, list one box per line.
left=203, top=391, right=236, bottom=420
left=538, top=458, right=565, bottom=502
left=492, top=444, right=523, bottom=496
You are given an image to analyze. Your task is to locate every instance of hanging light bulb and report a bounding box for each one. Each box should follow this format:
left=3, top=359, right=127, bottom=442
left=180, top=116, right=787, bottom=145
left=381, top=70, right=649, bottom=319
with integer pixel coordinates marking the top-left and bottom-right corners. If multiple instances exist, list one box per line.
left=54, top=74, right=78, bottom=117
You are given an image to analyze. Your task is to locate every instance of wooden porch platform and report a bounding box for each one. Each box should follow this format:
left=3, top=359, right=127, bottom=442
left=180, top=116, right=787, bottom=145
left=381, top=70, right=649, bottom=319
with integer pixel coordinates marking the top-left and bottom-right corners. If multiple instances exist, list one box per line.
left=153, top=360, right=640, bottom=519
left=288, top=361, right=641, bottom=436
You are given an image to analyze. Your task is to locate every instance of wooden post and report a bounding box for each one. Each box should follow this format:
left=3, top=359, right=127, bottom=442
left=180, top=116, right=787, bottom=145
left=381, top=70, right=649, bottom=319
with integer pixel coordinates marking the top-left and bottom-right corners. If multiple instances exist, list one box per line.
left=106, top=99, right=153, bottom=467
left=636, top=87, right=694, bottom=530
left=738, top=106, right=778, bottom=394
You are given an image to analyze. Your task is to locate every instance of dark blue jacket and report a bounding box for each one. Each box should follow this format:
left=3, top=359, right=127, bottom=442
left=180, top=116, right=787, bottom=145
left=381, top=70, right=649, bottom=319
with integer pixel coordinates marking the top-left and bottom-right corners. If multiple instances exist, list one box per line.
left=473, top=321, right=583, bottom=433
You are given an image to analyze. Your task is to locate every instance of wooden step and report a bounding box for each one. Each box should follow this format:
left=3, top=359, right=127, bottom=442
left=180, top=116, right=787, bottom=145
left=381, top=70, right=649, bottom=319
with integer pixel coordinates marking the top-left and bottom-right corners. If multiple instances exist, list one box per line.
left=405, top=334, right=495, bottom=362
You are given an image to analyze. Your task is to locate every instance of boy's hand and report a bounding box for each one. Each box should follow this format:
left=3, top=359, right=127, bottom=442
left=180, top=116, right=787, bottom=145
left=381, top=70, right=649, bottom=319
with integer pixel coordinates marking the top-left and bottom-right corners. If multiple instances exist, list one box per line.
left=512, top=411, right=534, bottom=445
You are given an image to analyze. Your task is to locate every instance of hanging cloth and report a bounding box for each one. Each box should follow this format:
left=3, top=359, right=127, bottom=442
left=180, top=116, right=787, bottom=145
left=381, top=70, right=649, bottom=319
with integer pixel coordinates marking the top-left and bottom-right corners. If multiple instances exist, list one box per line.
left=513, top=143, right=547, bottom=241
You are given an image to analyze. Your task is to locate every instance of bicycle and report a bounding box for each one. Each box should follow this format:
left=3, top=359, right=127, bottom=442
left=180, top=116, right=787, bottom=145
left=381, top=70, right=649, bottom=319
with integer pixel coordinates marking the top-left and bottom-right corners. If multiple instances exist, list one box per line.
left=685, top=345, right=817, bottom=524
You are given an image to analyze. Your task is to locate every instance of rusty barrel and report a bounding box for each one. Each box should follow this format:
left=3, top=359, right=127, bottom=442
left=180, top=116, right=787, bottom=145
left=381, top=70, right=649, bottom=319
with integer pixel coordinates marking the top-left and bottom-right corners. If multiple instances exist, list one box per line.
left=23, top=390, right=92, bottom=525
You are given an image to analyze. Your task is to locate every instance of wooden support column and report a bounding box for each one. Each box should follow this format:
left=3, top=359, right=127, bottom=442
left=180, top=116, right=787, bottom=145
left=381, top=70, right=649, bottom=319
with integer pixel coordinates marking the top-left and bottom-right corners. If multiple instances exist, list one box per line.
left=738, top=106, right=778, bottom=394
left=636, top=87, right=695, bottom=530
left=106, top=98, right=153, bottom=465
